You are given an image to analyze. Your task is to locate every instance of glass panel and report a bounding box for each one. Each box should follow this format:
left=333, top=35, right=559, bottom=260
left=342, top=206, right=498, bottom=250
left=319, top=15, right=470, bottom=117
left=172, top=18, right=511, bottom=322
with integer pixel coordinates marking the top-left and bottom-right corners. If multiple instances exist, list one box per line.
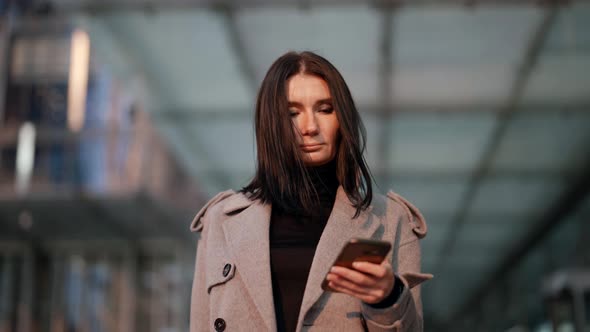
left=389, top=113, right=496, bottom=172
left=394, top=6, right=542, bottom=105
left=237, top=7, right=379, bottom=104
left=386, top=178, right=468, bottom=215
left=469, top=176, right=566, bottom=219
left=493, top=110, right=590, bottom=173
left=187, top=120, right=255, bottom=173
left=523, top=3, right=590, bottom=104
left=101, top=12, right=251, bottom=110
left=395, top=6, right=542, bottom=65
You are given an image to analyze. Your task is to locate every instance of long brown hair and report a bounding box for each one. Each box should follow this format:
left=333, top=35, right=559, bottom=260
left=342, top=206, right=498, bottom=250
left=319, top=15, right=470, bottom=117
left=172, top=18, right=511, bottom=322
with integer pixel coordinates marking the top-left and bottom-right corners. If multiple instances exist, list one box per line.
left=241, top=51, right=373, bottom=217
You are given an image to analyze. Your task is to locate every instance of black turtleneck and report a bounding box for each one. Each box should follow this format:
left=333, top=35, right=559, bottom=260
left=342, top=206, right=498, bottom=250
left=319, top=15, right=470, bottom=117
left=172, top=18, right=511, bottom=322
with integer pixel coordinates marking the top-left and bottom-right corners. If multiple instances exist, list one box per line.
left=270, top=160, right=339, bottom=332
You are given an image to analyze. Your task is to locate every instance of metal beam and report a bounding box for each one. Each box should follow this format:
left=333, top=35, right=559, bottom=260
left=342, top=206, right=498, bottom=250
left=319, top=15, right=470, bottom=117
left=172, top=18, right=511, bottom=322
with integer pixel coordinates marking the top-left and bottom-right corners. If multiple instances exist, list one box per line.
left=152, top=101, right=590, bottom=122
left=432, top=4, right=560, bottom=322
left=134, top=192, right=193, bottom=243
left=373, top=168, right=581, bottom=181
left=41, top=0, right=577, bottom=13
left=0, top=196, right=137, bottom=241
left=216, top=4, right=258, bottom=94
left=164, top=167, right=580, bottom=186
left=77, top=196, right=137, bottom=240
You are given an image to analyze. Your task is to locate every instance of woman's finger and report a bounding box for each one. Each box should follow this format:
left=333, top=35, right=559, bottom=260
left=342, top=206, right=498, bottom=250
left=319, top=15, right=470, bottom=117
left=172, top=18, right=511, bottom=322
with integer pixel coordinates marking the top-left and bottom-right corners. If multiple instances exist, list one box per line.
left=330, top=266, right=376, bottom=286
left=326, top=273, right=373, bottom=296
left=351, top=261, right=391, bottom=279
left=328, top=281, right=377, bottom=303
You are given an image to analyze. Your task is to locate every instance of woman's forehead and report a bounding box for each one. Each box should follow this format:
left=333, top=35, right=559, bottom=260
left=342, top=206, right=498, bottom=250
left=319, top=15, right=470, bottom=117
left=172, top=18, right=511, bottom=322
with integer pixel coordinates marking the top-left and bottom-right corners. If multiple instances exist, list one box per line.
left=287, top=74, right=331, bottom=102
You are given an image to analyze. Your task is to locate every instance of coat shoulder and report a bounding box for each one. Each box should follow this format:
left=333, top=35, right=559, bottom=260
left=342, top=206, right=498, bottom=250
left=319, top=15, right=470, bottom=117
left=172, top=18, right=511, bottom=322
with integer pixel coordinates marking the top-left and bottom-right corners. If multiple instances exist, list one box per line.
left=385, top=190, right=428, bottom=239
left=189, top=190, right=236, bottom=232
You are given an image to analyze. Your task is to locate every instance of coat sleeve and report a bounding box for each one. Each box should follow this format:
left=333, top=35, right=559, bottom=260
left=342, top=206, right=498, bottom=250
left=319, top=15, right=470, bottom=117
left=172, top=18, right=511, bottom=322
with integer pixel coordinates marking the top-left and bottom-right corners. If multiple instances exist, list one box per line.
left=361, top=192, right=433, bottom=332
left=189, top=191, right=234, bottom=332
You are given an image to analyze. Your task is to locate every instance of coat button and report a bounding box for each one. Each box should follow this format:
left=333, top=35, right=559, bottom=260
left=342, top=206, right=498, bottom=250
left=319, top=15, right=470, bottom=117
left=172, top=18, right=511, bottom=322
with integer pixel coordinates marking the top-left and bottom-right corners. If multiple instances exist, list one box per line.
left=222, top=263, right=232, bottom=277
left=214, top=318, right=226, bottom=331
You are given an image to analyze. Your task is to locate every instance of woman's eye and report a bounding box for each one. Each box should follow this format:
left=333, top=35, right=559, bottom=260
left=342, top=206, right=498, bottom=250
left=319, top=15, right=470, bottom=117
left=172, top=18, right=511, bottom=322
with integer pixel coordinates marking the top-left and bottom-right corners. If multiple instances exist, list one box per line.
left=289, top=109, right=299, bottom=116
left=319, top=106, right=334, bottom=113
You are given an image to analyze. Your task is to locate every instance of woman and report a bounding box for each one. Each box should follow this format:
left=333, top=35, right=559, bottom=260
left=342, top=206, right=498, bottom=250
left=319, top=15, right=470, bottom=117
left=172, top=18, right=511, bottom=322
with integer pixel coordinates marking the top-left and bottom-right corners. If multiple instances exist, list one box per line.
left=190, top=51, right=432, bottom=332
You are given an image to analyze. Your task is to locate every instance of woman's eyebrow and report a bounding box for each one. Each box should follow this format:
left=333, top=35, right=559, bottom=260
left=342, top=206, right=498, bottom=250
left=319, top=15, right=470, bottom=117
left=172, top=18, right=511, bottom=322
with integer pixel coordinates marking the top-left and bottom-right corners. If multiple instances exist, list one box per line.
left=315, top=98, right=333, bottom=105
left=315, top=98, right=332, bottom=105
left=288, top=98, right=332, bottom=107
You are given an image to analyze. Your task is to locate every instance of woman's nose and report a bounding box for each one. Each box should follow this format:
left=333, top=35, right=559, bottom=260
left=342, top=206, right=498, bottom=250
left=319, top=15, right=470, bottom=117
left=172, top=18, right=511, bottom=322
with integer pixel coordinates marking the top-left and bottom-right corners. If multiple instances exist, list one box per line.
left=299, top=113, right=319, bottom=136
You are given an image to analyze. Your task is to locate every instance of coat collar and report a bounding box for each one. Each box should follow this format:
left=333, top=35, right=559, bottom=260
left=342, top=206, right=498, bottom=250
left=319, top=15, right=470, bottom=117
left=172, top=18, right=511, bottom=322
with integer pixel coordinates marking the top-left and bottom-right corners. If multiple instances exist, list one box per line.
left=220, top=187, right=384, bottom=331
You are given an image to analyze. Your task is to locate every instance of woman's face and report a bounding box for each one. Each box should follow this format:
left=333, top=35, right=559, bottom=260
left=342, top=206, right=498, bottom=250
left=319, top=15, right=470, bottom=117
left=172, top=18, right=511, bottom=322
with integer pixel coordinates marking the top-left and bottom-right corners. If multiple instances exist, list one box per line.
left=287, top=74, right=340, bottom=167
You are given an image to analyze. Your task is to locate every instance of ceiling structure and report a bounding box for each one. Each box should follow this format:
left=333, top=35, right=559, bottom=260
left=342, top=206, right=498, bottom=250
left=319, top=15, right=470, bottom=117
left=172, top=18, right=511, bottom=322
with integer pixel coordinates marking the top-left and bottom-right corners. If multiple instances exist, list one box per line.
left=21, top=0, right=590, bottom=327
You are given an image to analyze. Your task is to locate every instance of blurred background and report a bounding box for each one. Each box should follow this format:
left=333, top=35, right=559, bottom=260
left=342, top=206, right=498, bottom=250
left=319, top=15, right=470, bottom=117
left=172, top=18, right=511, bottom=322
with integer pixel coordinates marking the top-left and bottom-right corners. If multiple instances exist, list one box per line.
left=0, top=0, right=589, bottom=331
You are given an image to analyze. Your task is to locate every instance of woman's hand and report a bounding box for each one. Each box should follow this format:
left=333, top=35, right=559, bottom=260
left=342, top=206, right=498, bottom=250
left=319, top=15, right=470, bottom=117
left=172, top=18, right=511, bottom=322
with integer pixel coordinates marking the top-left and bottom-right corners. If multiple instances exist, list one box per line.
left=325, top=260, right=395, bottom=304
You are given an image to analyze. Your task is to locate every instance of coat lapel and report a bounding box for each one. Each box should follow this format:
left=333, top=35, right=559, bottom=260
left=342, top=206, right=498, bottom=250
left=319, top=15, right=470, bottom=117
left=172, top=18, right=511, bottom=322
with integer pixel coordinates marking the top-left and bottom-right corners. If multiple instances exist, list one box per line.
left=220, top=188, right=385, bottom=331
left=221, top=195, right=277, bottom=331
left=297, top=186, right=384, bottom=327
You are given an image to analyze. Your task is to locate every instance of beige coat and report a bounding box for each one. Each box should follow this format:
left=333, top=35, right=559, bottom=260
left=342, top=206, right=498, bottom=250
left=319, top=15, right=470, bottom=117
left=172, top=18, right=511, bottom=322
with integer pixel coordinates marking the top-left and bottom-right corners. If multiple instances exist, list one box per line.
left=190, top=186, right=432, bottom=332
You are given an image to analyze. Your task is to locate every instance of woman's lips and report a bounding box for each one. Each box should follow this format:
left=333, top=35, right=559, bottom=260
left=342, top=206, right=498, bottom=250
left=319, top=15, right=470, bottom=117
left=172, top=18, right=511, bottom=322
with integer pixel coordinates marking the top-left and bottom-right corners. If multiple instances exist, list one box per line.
left=300, top=144, right=323, bottom=152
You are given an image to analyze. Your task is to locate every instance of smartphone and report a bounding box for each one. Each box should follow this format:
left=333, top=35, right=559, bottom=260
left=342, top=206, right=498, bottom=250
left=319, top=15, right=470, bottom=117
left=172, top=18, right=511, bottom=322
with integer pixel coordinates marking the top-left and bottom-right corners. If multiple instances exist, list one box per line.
left=321, top=238, right=392, bottom=291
